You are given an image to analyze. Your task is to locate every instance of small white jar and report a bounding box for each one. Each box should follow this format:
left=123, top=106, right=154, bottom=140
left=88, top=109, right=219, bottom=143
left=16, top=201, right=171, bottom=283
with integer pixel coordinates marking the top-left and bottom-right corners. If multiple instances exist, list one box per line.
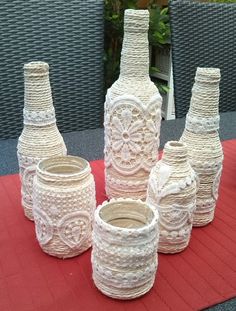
left=92, top=198, right=159, bottom=300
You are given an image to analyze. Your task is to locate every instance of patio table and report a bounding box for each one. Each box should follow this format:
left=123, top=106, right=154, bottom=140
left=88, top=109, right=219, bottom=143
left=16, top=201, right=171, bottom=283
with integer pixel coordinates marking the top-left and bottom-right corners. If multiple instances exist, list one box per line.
left=0, top=111, right=236, bottom=311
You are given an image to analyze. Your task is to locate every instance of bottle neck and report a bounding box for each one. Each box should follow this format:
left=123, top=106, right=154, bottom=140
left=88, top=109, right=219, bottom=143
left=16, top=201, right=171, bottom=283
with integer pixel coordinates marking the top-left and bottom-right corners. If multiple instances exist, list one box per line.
left=23, top=61, right=56, bottom=126
left=119, top=30, right=150, bottom=79
left=161, top=141, right=188, bottom=166
left=119, top=10, right=150, bottom=79
left=189, top=67, right=220, bottom=119
left=24, top=72, right=53, bottom=112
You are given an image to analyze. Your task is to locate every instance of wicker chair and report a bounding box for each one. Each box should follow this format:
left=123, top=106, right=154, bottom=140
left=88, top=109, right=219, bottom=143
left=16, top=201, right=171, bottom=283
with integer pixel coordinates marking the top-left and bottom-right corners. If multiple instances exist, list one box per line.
left=169, top=0, right=236, bottom=118
left=0, top=0, right=104, bottom=139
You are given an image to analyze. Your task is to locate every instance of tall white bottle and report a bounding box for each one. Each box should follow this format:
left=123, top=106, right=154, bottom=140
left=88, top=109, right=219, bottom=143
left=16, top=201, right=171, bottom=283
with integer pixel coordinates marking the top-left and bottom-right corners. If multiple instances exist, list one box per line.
left=17, top=61, right=67, bottom=220
left=104, top=9, right=162, bottom=200
left=180, top=67, right=223, bottom=226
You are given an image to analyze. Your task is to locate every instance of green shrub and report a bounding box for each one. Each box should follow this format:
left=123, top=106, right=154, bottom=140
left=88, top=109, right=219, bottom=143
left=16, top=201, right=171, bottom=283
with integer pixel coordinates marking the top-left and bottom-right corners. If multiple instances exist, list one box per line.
left=104, top=0, right=170, bottom=91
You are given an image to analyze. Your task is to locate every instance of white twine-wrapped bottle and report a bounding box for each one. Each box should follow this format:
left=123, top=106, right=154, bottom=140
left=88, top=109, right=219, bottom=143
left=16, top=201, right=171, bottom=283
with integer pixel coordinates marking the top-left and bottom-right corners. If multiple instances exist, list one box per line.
left=147, top=141, right=197, bottom=253
left=180, top=67, right=223, bottom=227
left=92, top=198, right=159, bottom=299
left=17, top=61, right=67, bottom=220
left=104, top=9, right=162, bottom=200
left=33, top=156, right=96, bottom=258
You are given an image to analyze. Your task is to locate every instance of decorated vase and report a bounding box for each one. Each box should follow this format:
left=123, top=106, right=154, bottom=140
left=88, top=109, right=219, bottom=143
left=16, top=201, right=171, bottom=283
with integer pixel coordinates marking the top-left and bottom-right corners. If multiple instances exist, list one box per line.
left=17, top=61, right=67, bottom=220
left=180, top=67, right=224, bottom=227
left=104, top=9, right=162, bottom=200
left=147, top=141, right=197, bottom=253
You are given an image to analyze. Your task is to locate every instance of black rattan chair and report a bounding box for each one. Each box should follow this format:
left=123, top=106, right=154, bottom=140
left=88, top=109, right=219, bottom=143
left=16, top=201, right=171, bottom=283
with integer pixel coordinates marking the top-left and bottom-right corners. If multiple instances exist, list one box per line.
left=169, top=0, right=236, bottom=118
left=0, top=0, right=104, bottom=139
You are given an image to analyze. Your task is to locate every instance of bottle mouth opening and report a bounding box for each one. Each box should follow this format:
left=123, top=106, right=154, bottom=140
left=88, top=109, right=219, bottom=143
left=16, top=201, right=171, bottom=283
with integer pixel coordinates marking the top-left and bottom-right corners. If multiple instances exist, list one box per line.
left=24, top=61, right=49, bottom=75
left=125, top=9, right=149, bottom=17
left=196, top=67, right=221, bottom=82
left=162, top=141, right=188, bottom=161
left=124, top=9, right=149, bottom=32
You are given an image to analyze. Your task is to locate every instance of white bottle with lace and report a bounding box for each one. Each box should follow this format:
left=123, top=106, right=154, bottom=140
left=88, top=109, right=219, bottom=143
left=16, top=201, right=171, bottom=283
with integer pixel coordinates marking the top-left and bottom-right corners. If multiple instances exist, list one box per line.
left=147, top=141, right=197, bottom=253
left=17, top=61, right=67, bottom=220
left=180, top=67, right=223, bottom=227
left=104, top=9, right=162, bottom=200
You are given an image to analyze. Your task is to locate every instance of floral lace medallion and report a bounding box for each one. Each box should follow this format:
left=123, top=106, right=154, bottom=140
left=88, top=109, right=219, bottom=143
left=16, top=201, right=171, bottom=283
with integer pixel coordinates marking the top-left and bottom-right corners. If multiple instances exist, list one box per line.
left=105, top=92, right=162, bottom=175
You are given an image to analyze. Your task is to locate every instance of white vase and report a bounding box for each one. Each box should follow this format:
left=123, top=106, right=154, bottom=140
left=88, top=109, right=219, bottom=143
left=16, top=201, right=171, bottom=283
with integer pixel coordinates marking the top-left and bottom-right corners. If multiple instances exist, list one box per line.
left=104, top=9, right=162, bottom=200
left=33, top=156, right=96, bottom=258
left=17, top=61, right=67, bottom=220
left=180, top=67, right=223, bottom=227
left=147, top=141, right=197, bottom=253
left=92, top=198, right=159, bottom=300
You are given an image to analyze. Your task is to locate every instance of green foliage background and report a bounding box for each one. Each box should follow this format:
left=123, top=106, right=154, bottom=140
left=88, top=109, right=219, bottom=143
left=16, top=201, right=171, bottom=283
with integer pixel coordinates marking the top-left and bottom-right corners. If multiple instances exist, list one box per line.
left=104, top=0, right=170, bottom=91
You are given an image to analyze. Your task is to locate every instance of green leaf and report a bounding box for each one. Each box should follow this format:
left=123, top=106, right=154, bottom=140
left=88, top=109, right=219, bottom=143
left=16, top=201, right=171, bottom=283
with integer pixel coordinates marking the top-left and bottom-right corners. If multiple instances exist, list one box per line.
left=150, top=66, right=160, bottom=74
left=160, top=7, right=169, bottom=16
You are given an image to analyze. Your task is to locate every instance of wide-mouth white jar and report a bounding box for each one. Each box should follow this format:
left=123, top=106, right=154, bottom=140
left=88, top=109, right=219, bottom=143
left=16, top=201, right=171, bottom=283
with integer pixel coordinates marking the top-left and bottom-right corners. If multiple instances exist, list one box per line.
left=92, top=198, right=159, bottom=300
left=33, top=156, right=96, bottom=259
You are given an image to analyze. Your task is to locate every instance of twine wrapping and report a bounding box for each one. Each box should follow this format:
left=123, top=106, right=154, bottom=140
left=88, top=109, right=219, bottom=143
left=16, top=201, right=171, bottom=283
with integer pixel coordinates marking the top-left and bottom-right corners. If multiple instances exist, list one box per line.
left=147, top=141, right=197, bottom=253
left=104, top=9, right=162, bottom=200
left=17, top=61, right=67, bottom=220
left=33, top=156, right=96, bottom=259
left=92, top=198, right=159, bottom=300
left=180, top=67, right=224, bottom=227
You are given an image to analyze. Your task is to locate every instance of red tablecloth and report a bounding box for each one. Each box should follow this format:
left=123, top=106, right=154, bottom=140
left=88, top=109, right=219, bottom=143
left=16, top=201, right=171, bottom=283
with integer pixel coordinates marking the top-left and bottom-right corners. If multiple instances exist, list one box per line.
left=1, top=139, right=236, bottom=311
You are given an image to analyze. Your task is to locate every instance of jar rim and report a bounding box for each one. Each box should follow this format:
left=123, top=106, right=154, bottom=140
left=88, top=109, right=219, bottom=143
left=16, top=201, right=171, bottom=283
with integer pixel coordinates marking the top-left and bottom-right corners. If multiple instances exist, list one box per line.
left=37, top=155, right=91, bottom=181
left=95, top=198, right=158, bottom=234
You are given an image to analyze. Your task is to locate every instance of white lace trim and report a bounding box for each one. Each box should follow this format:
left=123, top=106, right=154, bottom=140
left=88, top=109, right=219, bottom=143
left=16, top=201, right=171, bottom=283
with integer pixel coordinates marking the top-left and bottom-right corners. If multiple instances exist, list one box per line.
left=190, top=160, right=222, bottom=173
left=147, top=163, right=196, bottom=204
left=105, top=174, right=148, bottom=187
left=185, top=113, right=220, bottom=133
left=23, top=108, right=56, bottom=125
left=33, top=208, right=54, bottom=245
left=104, top=91, right=162, bottom=176
left=58, top=211, right=91, bottom=249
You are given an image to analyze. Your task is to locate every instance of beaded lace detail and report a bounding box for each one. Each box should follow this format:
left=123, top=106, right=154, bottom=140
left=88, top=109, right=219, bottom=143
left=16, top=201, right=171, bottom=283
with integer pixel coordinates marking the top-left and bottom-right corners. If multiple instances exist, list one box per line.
left=185, top=113, right=220, bottom=133
left=23, top=107, right=56, bottom=126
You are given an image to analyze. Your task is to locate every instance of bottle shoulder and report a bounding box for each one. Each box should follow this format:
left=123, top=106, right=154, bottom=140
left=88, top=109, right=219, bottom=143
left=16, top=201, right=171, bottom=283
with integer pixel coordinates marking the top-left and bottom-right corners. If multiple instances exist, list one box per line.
left=107, top=78, right=161, bottom=106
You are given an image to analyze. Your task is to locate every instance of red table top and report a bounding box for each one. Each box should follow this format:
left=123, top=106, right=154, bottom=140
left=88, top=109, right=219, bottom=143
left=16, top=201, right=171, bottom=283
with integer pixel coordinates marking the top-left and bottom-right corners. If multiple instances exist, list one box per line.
left=1, top=139, right=236, bottom=311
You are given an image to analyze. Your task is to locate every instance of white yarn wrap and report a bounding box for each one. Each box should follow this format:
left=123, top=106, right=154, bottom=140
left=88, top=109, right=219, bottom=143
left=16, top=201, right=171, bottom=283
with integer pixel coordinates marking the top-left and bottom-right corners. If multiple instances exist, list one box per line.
left=92, top=198, right=159, bottom=300
left=33, top=156, right=96, bottom=258
left=17, top=61, right=67, bottom=221
left=104, top=9, right=162, bottom=200
left=180, top=67, right=224, bottom=227
left=147, top=141, right=197, bottom=254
